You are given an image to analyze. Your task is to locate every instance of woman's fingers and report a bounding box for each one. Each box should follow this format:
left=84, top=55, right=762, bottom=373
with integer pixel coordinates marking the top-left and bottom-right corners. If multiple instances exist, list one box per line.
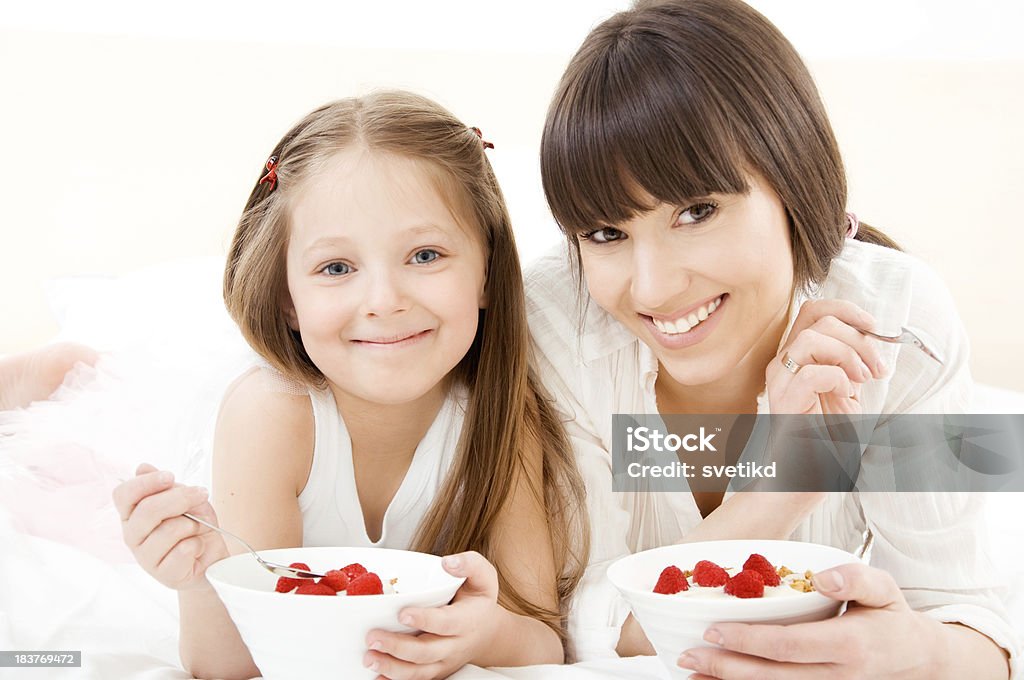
left=781, top=329, right=873, bottom=384
left=787, top=303, right=885, bottom=373
left=789, top=299, right=875, bottom=339
left=775, top=364, right=856, bottom=414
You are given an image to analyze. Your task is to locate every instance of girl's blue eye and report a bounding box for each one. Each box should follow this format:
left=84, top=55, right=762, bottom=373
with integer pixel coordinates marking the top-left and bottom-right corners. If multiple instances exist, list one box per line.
left=579, top=227, right=626, bottom=244
left=677, top=201, right=718, bottom=225
left=322, top=262, right=351, bottom=276
left=411, top=249, right=440, bottom=264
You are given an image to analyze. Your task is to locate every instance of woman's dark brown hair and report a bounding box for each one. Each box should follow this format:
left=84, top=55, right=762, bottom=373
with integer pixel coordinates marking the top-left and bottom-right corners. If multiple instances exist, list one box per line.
left=223, top=91, right=588, bottom=644
left=541, top=0, right=899, bottom=291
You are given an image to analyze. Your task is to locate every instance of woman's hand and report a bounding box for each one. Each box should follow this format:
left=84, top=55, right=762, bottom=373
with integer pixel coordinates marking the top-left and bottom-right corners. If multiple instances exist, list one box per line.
left=363, top=551, right=503, bottom=680
left=677, top=563, right=954, bottom=679
left=112, top=462, right=228, bottom=591
left=766, top=300, right=886, bottom=415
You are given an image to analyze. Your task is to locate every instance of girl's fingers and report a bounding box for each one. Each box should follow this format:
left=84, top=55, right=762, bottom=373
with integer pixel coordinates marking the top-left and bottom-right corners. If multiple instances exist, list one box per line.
left=442, top=551, right=498, bottom=601
left=154, top=535, right=207, bottom=584
left=121, top=485, right=209, bottom=547
left=362, top=649, right=446, bottom=680
left=365, top=630, right=452, bottom=665
left=135, top=514, right=203, bottom=568
left=111, top=466, right=175, bottom=522
left=399, top=604, right=463, bottom=638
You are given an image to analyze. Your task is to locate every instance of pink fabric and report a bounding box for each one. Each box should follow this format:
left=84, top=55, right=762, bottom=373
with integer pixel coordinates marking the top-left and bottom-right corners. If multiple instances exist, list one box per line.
left=0, top=442, right=134, bottom=563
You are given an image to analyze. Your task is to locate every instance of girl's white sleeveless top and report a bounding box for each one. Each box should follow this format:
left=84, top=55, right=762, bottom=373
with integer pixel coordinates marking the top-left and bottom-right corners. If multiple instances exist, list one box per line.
left=297, top=385, right=466, bottom=550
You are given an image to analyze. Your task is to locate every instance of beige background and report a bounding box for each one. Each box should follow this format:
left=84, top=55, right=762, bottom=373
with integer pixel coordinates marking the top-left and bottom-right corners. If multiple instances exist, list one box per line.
left=2, top=1, right=1022, bottom=389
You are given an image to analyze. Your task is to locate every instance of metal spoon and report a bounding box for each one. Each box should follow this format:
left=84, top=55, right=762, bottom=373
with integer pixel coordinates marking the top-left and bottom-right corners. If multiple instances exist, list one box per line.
left=858, top=326, right=944, bottom=365
left=184, top=512, right=324, bottom=579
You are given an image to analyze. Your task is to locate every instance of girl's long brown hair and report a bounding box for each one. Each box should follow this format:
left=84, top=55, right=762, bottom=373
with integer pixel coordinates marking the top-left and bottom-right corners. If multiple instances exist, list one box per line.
left=223, top=91, right=587, bottom=643
left=541, top=0, right=900, bottom=292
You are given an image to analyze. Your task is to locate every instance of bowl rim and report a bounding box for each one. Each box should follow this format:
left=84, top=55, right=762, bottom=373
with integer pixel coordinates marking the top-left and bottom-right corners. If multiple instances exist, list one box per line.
left=607, top=539, right=863, bottom=613
left=206, top=546, right=466, bottom=603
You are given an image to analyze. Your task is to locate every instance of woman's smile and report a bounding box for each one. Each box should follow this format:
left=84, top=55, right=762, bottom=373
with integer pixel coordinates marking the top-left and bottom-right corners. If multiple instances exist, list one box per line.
left=640, top=293, right=729, bottom=350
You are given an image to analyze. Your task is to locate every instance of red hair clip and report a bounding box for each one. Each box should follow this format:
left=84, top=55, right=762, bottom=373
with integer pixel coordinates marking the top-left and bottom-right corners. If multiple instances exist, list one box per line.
left=259, top=155, right=279, bottom=191
left=470, top=127, right=494, bottom=150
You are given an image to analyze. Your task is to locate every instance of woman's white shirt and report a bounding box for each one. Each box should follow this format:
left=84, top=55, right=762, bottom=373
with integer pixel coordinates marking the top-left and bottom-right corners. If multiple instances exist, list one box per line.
left=525, top=238, right=1017, bottom=667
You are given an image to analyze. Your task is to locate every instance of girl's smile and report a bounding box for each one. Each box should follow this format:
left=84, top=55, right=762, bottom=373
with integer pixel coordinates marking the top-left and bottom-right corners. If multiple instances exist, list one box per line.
left=284, top=148, right=487, bottom=407
left=350, top=328, right=435, bottom=348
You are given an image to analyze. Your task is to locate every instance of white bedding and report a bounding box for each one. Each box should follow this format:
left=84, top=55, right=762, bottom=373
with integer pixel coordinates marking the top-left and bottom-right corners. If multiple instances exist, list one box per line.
left=0, top=257, right=1021, bottom=679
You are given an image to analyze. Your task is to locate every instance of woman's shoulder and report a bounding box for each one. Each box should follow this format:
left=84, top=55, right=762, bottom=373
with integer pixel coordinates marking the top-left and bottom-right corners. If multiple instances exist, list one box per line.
left=827, top=239, right=971, bottom=411
left=523, top=243, right=637, bottom=362
left=523, top=243, right=582, bottom=324
left=826, top=239, right=961, bottom=329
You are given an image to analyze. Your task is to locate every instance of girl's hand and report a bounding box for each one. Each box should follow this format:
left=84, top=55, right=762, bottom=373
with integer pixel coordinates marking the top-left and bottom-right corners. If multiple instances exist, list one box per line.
left=766, top=300, right=887, bottom=415
left=112, top=462, right=228, bottom=591
left=363, top=551, right=502, bottom=680
left=678, top=563, right=947, bottom=679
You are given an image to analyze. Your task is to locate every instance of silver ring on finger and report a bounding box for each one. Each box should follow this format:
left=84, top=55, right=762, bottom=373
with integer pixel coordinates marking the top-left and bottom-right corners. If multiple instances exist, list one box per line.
left=781, top=352, right=802, bottom=375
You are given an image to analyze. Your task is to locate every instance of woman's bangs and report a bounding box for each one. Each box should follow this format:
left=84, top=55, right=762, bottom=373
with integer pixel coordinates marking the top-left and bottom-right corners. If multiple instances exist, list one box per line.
left=542, top=33, right=750, bottom=235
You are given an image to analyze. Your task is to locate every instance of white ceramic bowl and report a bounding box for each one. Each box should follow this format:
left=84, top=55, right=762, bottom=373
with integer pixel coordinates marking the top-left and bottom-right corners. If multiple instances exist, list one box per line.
left=607, top=539, right=861, bottom=679
left=207, top=546, right=464, bottom=680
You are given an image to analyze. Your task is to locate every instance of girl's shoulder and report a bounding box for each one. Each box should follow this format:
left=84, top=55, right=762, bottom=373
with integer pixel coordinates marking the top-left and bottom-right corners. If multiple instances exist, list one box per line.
left=214, top=365, right=315, bottom=496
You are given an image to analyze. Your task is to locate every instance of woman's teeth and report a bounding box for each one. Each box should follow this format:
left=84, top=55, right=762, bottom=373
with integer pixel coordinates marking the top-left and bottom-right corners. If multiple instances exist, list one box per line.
left=651, top=296, right=723, bottom=335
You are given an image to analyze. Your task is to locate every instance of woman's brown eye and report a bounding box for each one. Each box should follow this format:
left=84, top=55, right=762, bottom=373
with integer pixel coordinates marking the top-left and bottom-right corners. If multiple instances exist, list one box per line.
left=678, top=202, right=717, bottom=225
left=581, top=227, right=625, bottom=244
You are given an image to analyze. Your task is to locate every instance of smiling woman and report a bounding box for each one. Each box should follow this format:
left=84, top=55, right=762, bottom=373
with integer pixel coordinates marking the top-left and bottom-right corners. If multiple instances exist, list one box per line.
left=529, top=0, right=1017, bottom=677
left=573, top=173, right=797, bottom=406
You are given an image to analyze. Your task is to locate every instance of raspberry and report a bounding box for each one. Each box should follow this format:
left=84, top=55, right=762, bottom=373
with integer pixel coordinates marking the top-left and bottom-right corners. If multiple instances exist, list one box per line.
left=347, top=572, right=384, bottom=596
left=653, top=565, right=689, bottom=594
left=724, top=569, right=765, bottom=598
left=275, top=562, right=312, bottom=593
left=295, top=582, right=337, bottom=596
left=342, top=563, right=368, bottom=581
left=319, top=569, right=350, bottom=592
left=742, top=553, right=781, bottom=586
left=692, top=560, right=729, bottom=587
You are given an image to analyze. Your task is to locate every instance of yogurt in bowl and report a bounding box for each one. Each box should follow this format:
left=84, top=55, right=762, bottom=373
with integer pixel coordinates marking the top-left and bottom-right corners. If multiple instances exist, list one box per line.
left=207, top=546, right=464, bottom=680
left=607, top=539, right=862, bottom=679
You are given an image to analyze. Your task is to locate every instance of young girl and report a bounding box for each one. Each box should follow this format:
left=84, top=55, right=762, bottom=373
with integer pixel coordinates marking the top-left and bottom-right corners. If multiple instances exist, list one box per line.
left=113, top=91, right=587, bottom=680
left=532, top=0, right=1015, bottom=677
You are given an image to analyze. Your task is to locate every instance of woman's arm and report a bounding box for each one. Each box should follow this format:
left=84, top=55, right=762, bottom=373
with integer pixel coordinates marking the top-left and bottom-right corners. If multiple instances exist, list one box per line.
left=179, top=369, right=313, bottom=679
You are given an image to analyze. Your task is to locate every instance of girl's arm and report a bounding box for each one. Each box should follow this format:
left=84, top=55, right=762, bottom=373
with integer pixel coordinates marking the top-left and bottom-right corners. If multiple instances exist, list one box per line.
left=363, top=397, right=566, bottom=678
left=178, top=370, right=313, bottom=680
left=463, top=412, right=564, bottom=666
